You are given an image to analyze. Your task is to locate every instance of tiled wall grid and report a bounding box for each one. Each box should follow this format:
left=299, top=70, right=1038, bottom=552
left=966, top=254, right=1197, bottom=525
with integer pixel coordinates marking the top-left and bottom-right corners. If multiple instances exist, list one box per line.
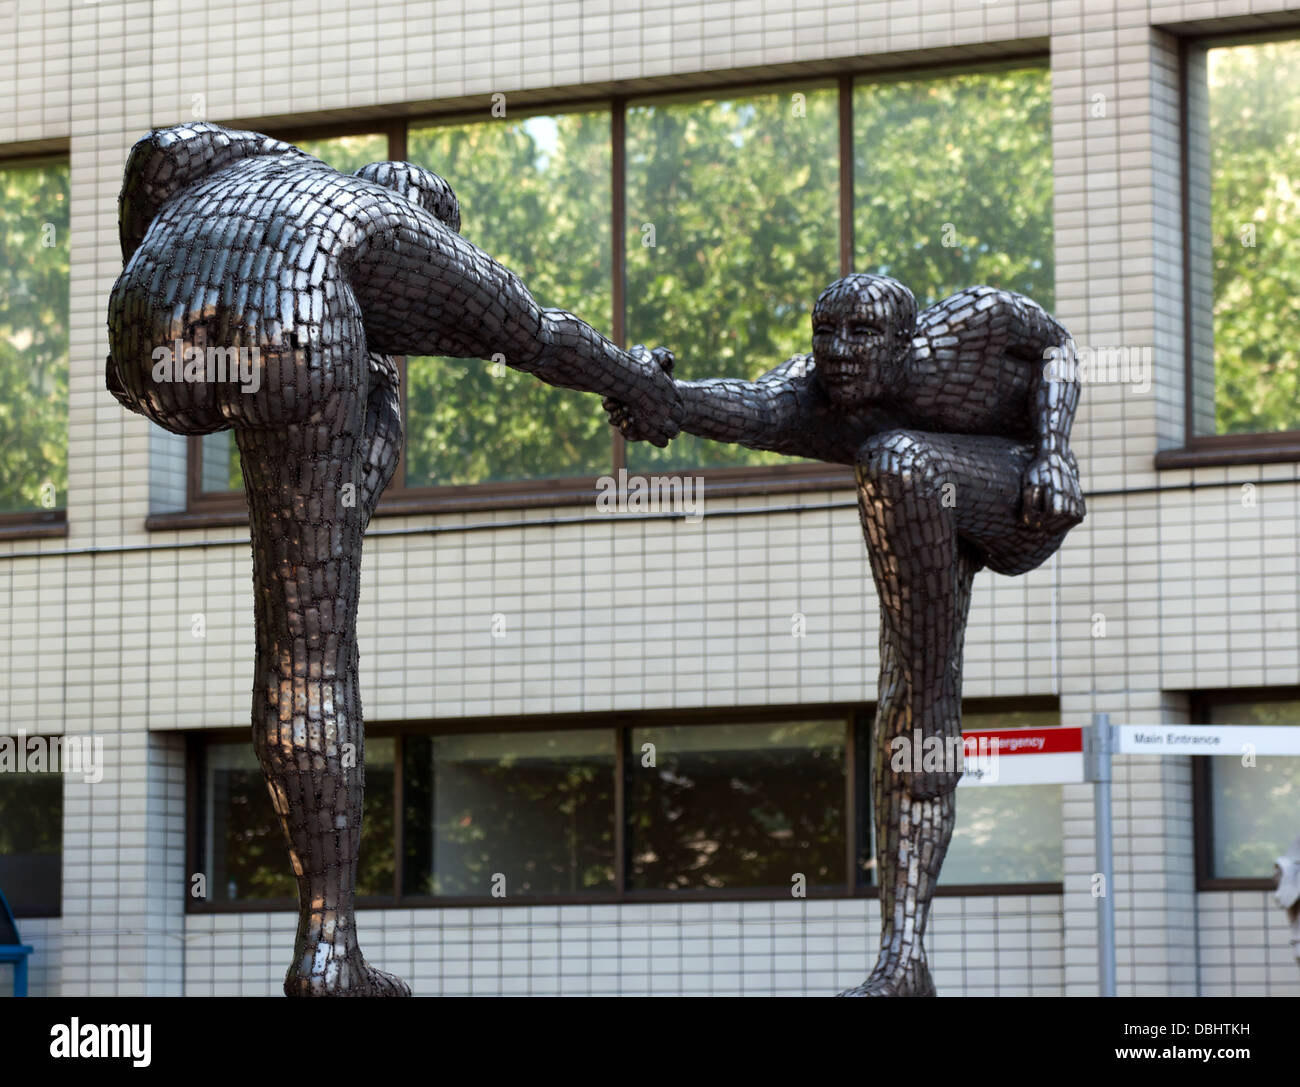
left=0, top=0, right=1297, bottom=996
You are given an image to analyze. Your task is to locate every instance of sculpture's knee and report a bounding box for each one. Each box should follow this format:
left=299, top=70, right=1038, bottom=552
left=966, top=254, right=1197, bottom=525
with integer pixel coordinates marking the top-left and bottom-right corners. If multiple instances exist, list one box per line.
left=857, top=430, right=948, bottom=500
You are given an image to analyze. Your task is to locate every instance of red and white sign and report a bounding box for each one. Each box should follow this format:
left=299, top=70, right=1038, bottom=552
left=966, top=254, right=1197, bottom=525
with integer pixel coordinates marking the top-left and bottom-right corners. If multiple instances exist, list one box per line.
left=956, top=726, right=1084, bottom=787
left=951, top=723, right=1300, bottom=787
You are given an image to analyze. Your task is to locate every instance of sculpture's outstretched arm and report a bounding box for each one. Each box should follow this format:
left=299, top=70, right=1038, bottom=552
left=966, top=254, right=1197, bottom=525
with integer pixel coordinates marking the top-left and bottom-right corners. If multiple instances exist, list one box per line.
left=607, top=353, right=859, bottom=461
left=346, top=209, right=682, bottom=446
left=675, top=356, right=815, bottom=453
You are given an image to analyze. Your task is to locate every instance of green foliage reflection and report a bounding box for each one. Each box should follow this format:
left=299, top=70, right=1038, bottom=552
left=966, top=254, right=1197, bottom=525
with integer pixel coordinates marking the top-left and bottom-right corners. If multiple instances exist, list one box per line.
left=0, top=159, right=68, bottom=513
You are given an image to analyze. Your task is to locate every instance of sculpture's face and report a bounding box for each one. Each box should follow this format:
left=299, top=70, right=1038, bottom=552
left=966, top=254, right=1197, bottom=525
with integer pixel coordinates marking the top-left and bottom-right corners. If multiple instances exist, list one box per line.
left=811, top=276, right=914, bottom=408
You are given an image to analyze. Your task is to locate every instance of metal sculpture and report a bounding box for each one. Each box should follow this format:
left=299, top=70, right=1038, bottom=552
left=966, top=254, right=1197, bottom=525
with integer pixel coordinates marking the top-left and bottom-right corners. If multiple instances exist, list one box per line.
left=607, top=272, right=1085, bottom=995
left=106, top=122, right=682, bottom=996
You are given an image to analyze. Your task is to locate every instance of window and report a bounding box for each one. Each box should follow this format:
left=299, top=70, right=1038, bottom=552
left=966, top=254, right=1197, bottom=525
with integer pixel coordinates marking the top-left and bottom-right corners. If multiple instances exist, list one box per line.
left=174, top=60, right=1053, bottom=520
left=404, top=110, right=613, bottom=488
left=0, top=769, right=62, bottom=917
left=628, top=719, right=846, bottom=890
left=0, top=156, right=68, bottom=527
left=853, top=67, right=1054, bottom=310
left=403, top=730, right=616, bottom=896
left=193, top=699, right=1060, bottom=909
left=942, top=709, right=1064, bottom=886
left=624, top=85, right=839, bottom=472
left=1197, top=696, right=1300, bottom=883
left=200, top=736, right=394, bottom=903
left=1184, top=37, right=1300, bottom=446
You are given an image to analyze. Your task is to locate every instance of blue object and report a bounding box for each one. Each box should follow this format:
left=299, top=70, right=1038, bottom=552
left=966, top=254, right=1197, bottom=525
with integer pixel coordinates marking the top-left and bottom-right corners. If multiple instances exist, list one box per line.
left=0, top=887, right=34, bottom=997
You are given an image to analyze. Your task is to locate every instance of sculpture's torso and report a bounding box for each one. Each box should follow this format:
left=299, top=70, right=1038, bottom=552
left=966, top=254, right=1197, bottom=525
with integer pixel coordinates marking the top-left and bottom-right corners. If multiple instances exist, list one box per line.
left=900, top=338, right=1035, bottom=442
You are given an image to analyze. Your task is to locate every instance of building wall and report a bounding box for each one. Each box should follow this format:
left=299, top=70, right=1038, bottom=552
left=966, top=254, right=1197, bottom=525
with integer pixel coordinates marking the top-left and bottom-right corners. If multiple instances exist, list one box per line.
left=2, top=0, right=1300, bottom=996
left=177, top=895, right=1067, bottom=997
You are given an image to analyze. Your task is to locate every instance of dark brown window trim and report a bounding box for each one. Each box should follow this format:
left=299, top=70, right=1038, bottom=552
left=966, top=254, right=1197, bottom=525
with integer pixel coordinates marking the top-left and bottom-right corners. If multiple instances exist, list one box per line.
left=0, top=140, right=71, bottom=163
left=0, top=509, right=68, bottom=541
left=1195, top=878, right=1278, bottom=892
left=185, top=696, right=1063, bottom=914
left=152, top=461, right=858, bottom=530
left=1170, top=29, right=1300, bottom=471
left=0, top=148, right=71, bottom=544
left=1190, top=685, right=1300, bottom=890
left=186, top=881, right=1066, bottom=914
left=1155, top=434, right=1300, bottom=470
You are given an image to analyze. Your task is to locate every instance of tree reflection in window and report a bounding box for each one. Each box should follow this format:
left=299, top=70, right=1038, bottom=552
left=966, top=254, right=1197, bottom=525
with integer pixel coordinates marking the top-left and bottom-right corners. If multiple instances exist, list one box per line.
left=204, top=736, right=394, bottom=901
left=404, top=111, right=613, bottom=487
left=1206, top=699, right=1300, bottom=879
left=628, top=720, right=846, bottom=890
left=402, top=730, right=615, bottom=896
left=625, top=87, right=840, bottom=473
left=0, top=158, right=68, bottom=514
left=1196, top=40, right=1300, bottom=436
left=0, top=770, right=62, bottom=915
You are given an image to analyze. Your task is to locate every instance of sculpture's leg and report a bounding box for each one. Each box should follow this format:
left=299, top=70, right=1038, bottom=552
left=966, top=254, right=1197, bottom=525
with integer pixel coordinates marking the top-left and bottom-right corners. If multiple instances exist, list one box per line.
left=839, top=554, right=976, bottom=997
left=237, top=408, right=407, bottom=997
left=852, top=430, right=977, bottom=798
left=840, top=430, right=979, bottom=996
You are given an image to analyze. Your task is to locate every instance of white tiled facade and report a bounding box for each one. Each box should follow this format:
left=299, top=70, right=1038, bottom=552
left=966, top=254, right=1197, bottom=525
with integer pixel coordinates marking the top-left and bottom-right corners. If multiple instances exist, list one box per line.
left=2, top=0, right=1298, bottom=997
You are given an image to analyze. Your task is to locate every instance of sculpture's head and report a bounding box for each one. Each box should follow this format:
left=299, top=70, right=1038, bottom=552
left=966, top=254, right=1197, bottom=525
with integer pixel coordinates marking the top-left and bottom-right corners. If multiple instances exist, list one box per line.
left=811, top=273, right=915, bottom=407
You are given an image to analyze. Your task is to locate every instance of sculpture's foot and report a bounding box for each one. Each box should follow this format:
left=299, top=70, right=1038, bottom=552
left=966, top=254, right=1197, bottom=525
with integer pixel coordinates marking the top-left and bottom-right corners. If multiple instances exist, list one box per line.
left=284, top=945, right=412, bottom=997
left=836, top=958, right=936, bottom=997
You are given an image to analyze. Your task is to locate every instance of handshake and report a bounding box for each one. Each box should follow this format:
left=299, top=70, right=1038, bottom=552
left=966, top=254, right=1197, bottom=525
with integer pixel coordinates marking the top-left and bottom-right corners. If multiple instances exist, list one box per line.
left=606, top=344, right=681, bottom=447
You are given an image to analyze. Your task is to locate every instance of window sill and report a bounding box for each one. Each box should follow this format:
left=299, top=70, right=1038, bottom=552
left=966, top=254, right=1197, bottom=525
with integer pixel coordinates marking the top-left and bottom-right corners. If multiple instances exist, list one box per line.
left=184, top=881, right=1064, bottom=913
left=1156, top=437, right=1300, bottom=469
left=1196, top=878, right=1277, bottom=893
left=0, top=510, right=67, bottom=541
left=148, top=464, right=857, bottom=531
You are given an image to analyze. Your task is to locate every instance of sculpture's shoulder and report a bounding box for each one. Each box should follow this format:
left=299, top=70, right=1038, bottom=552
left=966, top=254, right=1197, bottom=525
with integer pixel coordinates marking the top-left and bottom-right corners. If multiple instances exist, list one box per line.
left=754, top=353, right=876, bottom=463
left=916, top=285, right=1064, bottom=353
left=757, top=352, right=819, bottom=389
left=917, top=285, right=1015, bottom=338
left=118, top=122, right=306, bottom=263
left=755, top=352, right=835, bottom=421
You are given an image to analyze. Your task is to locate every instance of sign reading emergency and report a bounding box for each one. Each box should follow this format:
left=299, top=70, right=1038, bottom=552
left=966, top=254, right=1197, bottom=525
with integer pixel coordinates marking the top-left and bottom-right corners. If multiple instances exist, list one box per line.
left=957, top=726, right=1083, bottom=787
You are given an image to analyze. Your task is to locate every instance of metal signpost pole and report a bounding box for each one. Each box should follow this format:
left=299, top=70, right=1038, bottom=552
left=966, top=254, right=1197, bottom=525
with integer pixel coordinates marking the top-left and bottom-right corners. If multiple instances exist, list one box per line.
left=1085, top=712, right=1116, bottom=997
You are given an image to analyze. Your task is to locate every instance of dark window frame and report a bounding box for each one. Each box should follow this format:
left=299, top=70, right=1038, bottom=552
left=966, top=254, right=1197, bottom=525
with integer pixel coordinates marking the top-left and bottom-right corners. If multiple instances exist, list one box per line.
left=184, top=695, right=1063, bottom=915
left=158, top=55, right=1051, bottom=529
left=1158, top=29, right=1300, bottom=471
left=0, top=146, right=72, bottom=540
left=0, top=768, right=63, bottom=919
left=1192, top=684, right=1300, bottom=891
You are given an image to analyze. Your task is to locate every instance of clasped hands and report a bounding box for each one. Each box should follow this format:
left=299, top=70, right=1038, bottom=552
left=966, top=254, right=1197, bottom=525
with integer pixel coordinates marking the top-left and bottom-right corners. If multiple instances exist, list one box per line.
left=606, top=344, right=680, bottom=447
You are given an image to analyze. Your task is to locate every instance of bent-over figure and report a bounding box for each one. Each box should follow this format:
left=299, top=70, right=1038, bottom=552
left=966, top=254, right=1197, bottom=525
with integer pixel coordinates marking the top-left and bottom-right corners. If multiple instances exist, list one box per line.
left=606, top=272, right=1085, bottom=996
left=107, top=122, right=682, bottom=996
